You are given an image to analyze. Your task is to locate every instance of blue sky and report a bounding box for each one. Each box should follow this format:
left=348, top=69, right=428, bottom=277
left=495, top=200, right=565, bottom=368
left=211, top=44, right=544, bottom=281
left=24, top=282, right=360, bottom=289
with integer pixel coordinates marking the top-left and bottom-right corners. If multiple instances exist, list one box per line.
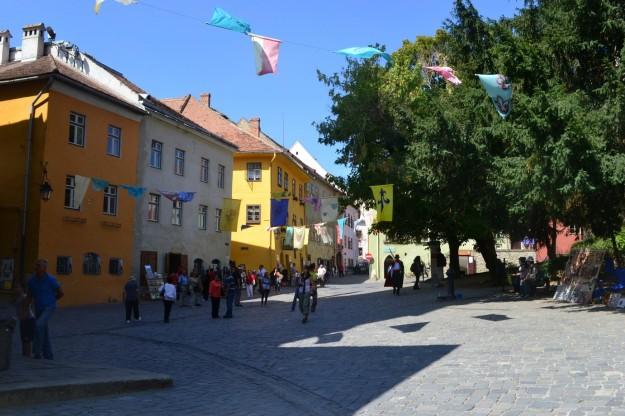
left=6, top=0, right=521, bottom=177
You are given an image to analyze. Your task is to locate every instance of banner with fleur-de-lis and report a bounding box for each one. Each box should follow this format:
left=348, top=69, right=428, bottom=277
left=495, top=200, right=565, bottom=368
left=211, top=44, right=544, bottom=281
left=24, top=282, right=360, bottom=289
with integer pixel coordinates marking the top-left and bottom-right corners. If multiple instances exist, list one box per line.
left=220, top=198, right=241, bottom=232
left=370, top=184, right=393, bottom=222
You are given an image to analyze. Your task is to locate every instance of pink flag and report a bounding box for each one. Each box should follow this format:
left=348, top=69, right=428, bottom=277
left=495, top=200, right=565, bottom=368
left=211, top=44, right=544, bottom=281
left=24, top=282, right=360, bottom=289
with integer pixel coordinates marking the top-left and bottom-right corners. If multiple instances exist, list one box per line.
left=251, top=34, right=281, bottom=76
left=425, top=66, right=462, bottom=86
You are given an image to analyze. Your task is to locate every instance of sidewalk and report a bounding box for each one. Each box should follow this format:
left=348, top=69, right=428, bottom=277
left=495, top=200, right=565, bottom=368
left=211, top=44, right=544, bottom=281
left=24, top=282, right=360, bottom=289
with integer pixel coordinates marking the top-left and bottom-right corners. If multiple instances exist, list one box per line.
left=0, top=354, right=172, bottom=407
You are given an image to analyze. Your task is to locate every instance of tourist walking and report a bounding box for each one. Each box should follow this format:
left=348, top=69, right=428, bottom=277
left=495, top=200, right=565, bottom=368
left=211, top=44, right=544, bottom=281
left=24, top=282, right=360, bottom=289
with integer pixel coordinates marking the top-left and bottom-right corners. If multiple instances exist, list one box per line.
left=209, top=276, right=222, bottom=318
left=160, top=275, right=177, bottom=323
left=27, top=259, right=63, bottom=360
left=271, top=266, right=282, bottom=292
left=259, top=265, right=271, bottom=305
left=390, top=255, right=405, bottom=295
left=245, top=269, right=255, bottom=298
left=411, top=256, right=423, bottom=290
left=235, top=266, right=244, bottom=307
left=291, top=270, right=302, bottom=311
left=123, top=276, right=141, bottom=323
left=189, top=271, right=202, bottom=307
left=317, top=263, right=327, bottom=287
left=223, top=268, right=236, bottom=318
left=310, top=264, right=319, bottom=312
left=299, top=266, right=313, bottom=323
left=178, top=267, right=190, bottom=306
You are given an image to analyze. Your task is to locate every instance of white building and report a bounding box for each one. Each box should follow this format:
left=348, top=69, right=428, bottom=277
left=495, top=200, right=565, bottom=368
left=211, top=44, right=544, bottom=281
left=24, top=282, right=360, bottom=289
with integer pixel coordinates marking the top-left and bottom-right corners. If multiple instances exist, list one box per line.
left=133, top=98, right=236, bottom=284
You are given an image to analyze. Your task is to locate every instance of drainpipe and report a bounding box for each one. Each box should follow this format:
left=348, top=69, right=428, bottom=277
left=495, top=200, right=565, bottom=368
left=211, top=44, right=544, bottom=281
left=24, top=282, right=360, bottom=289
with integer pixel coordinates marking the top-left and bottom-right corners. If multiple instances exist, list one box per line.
left=268, top=152, right=276, bottom=267
left=17, top=77, right=54, bottom=289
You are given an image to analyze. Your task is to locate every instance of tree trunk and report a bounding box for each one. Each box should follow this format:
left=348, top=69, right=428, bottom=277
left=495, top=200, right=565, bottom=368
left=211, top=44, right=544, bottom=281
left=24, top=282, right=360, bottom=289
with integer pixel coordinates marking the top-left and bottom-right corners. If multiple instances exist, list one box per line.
left=610, top=232, right=622, bottom=267
left=475, top=233, right=498, bottom=280
left=546, top=218, right=558, bottom=260
left=447, top=235, right=460, bottom=298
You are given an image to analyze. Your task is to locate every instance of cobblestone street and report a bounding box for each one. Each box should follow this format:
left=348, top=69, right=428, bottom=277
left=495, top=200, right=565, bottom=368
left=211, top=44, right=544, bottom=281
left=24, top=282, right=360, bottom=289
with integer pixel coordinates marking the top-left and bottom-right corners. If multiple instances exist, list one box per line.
left=5, top=275, right=625, bottom=415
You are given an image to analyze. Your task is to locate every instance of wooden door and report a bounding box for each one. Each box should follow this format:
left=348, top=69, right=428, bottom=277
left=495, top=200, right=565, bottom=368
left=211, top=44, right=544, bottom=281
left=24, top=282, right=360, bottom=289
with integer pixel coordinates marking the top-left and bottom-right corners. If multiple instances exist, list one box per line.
left=140, top=251, right=157, bottom=287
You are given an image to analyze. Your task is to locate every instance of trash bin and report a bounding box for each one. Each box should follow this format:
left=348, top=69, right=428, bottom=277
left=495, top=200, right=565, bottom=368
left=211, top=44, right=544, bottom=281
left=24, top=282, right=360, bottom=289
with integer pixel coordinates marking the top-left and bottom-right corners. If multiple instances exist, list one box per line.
left=0, top=318, right=16, bottom=371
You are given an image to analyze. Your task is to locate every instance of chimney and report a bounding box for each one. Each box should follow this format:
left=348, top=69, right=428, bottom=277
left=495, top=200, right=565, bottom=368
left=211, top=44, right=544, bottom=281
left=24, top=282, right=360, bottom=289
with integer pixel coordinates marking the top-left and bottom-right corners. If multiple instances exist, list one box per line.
left=21, top=23, right=45, bottom=61
left=199, top=93, right=211, bottom=108
left=0, top=30, right=11, bottom=65
left=247, top=117, right=261, bottom=137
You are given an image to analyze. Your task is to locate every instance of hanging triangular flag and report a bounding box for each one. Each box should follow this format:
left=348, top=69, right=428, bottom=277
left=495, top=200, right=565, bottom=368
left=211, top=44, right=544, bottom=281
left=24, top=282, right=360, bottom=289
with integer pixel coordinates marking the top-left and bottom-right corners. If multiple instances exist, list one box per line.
left=285, top=226, right=295, bottom=247
left=91, top=177, right=109, bottom=192
left=251, top=34, right=281, bottom=76
left=220, top=198, right=241, bottom=232
left=94, top=0, right=137, bottom=14
left=337, top=217, right=347, bottom=240
left=425, top=66, right=462, bottom=86
left=476, top=74, right=512, bottom=118
left=159, top=191, right=196, bottom=202
left=337, top=47, right=392, bottom=63
left=74, top=175, right=91, bottom=207
left=370, top=184, right=393, bottom=222
left=208, top=7, right=251, bottom=34
left=120, top=184, right=146, bottom=198
left=293, top=227, right=306, bottom=249
left=320, top=197, right=339, bottom=222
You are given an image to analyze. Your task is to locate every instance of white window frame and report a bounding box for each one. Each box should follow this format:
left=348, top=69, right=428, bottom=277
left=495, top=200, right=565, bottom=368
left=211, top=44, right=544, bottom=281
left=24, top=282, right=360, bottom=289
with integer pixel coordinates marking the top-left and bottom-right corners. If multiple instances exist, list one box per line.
left=198, top=204, right=208, bottom=230
left=106, top=125, right=121, bottom=157
left=103, top=185, right=118, bottom=216
left=150, top=140, right=162, bottom=169
left=69, top=112, right=85, bottom=147
left=247, top=162, right=262, bottom=182
left=83, top=253, right=101, bottom=275
left=200, top=158, right=210, bottom=183
left=175, top=148, right=185, bottom=176
left=109, top=258, right=124, bottom=275
left=172, top=200, right=183, bottom=226
left=215, top=208, right=222, bottom=232
left=246, top=205, right=261, bottom=224
left=218, top=164, right=225, bottom=189
left=147, top=193, right=160, bottom=222
left=56, top=256, right=72, bottom=275
left=284, top=172, right=289, bottom=191
left=64, top=175, right=79, bottom=210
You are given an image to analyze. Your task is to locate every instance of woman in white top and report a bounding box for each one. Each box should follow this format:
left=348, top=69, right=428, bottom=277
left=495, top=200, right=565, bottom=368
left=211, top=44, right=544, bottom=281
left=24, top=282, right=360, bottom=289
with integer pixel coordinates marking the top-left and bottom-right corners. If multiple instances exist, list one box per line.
left=160, top=274, right=177, bottom=323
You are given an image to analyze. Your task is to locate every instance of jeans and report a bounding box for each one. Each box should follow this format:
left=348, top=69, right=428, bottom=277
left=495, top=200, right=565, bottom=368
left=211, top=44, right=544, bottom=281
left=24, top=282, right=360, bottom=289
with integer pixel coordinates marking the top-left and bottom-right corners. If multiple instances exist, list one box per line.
left=163, top=300, right=173, bottom=322
left=224, top=290, right=235, bottom=317
left=211, top=297, right=221, bottom=318
left=33, top=307, right=54, bottom=359
left=125, top=300, right=140, bottom=321
left=246, top=284, right=254, bottom=298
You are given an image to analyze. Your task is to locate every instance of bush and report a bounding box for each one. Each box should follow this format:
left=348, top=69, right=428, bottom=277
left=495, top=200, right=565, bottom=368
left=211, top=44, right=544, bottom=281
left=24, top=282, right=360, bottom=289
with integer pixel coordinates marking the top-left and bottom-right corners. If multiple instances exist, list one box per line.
left=538, top=255, right=569, bottom=279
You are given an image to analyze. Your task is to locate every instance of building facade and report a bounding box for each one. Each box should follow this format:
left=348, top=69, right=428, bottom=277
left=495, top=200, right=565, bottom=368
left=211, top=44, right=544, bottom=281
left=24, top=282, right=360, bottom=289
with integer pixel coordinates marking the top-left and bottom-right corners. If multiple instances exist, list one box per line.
left=0, top=25, right=143, bottom=306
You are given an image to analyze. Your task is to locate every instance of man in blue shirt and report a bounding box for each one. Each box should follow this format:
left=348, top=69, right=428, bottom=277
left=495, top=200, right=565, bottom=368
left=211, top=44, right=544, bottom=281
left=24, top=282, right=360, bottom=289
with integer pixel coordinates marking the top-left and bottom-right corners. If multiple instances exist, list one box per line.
left=27, top=259, right=63, bottom=360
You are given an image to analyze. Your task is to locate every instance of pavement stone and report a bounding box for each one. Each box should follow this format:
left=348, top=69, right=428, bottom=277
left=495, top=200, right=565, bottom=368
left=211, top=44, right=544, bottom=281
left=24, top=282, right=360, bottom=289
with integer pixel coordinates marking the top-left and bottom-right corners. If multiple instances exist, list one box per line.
left=2, top=275, right=625, bottom=415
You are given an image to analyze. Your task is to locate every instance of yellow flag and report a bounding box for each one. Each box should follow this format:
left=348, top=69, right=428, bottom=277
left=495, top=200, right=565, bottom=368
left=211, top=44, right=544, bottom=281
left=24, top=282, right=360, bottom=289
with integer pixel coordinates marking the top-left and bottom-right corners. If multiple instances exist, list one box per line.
left=370, top=184, right=393, bottom=222
left=220, top=198, right=241, bottom=232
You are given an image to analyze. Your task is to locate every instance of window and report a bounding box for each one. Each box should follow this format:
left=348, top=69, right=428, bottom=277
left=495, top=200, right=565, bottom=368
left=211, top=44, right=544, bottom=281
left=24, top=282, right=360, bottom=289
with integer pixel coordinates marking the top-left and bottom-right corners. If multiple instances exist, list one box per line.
left=69, top=112, right=85, bottom=146
left=64, top=175, right=79, bottom=209
left=107, top=125, right=121, bottom=157
left=200, top=158, right=209, bottom=183
left=172, top=200, right=182, bottom=226
left=109, top=258, right=123, bottom=275
left=83, top=253, right=101, bottom=275
left=147, top=193, right=160, bottom=222
left=247, top=162, right=262, bottom=182
left=284, top=172, right=289, bottom=191
left=198, top=205, right=208, bottom=230
left=175, top=148, right=185, bottom=176
left=292, top=179, right=296, bottom=196
left=299, top=184, right=303, bottom=202
left=150, top=140, right=162, bottom=169
left=215, top=208, right=222, bottom=232
left=56, top=256, right=72, bottom=275
left=359, top=247, right=363, bottom=256
left=246, top=205, right=261, bottom=224
left=103, top=185, right=118, bottom=215
left=277, top=167, right=283, bottom=186
left=218, top=164, right=225, bottom=189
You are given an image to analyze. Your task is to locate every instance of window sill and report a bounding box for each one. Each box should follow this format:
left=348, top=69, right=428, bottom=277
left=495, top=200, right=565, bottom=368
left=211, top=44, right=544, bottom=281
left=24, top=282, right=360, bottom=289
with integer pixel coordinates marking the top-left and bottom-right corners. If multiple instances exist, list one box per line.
left=68, top=141, right=85, bottom=148
left=107, top=153, right=121, bottom=158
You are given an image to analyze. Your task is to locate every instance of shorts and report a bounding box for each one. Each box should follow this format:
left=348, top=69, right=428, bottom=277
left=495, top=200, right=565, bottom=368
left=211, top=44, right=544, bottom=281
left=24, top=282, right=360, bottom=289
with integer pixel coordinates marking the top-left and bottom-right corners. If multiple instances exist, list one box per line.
left=20, top=317, right=35, bottom=342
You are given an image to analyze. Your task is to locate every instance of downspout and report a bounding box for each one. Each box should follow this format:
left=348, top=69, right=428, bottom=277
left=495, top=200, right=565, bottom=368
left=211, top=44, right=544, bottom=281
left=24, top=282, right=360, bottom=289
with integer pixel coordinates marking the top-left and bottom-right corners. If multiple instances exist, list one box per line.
left=18, top=77, right=54, bottom=288
left=268, top=152, right=277, bottom=267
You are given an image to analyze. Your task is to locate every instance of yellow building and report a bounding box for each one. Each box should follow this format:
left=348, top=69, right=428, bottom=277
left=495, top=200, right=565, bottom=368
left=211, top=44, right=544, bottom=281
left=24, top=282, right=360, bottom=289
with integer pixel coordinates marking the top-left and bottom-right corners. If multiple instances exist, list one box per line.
left=0, top=25, right=143, bottom=306
left=163, top=94, right=315, bottom=271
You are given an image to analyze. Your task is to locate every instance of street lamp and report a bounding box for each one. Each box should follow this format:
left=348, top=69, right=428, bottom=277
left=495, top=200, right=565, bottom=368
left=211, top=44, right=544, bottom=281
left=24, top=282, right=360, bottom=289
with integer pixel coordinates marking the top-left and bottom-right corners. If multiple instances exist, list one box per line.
left=39, top=163, right=52, bottom=201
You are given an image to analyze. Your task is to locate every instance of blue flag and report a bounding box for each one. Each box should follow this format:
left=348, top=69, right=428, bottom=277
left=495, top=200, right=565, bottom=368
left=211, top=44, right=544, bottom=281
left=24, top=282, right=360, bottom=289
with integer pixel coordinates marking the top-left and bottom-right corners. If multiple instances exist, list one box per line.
left=270, top=198, right=288, bottom=227
left=120, top=184, right=146, bottom=198
left=337, top=47, right=392, bottom=64
left=476, top=74, right=512, bottom=118
left=337, top=218, right=347, bottom=240
left=208, top=7, right=251, bottom=34
left=91, top=177, right=109, bottom=192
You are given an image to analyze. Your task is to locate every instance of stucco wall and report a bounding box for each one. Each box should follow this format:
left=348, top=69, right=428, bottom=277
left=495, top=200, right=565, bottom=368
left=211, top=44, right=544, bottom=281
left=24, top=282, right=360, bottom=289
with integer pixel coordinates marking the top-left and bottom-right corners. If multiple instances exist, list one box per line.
left=134, top=115, right=233, bottom=278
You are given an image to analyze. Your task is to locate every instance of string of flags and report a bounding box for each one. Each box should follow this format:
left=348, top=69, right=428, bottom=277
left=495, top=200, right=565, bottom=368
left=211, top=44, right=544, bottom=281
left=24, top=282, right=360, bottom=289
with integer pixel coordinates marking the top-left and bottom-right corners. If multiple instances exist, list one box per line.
left=91, top=2, right=513, bottom=116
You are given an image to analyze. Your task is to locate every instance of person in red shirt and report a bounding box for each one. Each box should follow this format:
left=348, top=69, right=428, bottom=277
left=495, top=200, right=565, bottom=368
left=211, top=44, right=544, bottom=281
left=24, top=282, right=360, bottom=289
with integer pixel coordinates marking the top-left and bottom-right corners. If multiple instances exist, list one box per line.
left=245, top=270, right=255, bottom=298
left=209, top=276, right=222, bottom=319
